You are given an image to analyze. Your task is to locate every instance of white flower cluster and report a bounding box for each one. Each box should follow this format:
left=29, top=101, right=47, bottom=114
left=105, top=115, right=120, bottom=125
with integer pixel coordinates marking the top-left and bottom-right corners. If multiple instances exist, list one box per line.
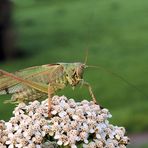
left=49, top=96, right=129, bottom=148
left=0, top=120, right=7, bottom=148
left=0, top=96, right=129, bottom=148
left=0, top=101, right=57, bottom=148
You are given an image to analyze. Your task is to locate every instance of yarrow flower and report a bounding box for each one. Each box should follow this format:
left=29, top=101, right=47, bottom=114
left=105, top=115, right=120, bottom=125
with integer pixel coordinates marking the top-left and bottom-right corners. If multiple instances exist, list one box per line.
left=0, top=95, right=130, bottom=148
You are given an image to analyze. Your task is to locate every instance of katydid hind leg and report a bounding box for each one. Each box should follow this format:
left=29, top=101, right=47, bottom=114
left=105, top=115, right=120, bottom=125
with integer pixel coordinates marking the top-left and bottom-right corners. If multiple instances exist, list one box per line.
left=47, top=85, right=55, bottom=118
left=0, top=69, right=48, bottom=94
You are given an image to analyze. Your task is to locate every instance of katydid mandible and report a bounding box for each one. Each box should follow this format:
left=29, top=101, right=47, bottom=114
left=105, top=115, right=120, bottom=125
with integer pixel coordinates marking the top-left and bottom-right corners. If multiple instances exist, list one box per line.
left=0, top=63, right=97, bottom=116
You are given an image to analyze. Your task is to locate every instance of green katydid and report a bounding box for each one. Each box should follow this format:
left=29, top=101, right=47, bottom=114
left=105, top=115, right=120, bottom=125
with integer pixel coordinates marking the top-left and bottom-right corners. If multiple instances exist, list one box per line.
left=0, top=61, right=147, bottom=117
left=0, top=63, right=96, bottom=116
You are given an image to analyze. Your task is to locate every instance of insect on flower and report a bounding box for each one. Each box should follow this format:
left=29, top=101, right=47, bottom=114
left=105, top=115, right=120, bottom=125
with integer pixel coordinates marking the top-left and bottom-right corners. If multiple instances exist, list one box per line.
left=0, top=62, right=97, bottom=117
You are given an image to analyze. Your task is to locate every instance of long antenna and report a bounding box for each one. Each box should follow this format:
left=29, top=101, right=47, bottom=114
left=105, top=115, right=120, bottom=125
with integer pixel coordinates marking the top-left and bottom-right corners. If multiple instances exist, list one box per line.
left=84, top=49, right=88, bottom=65
left=83, top=5, right=97, bottom=64
left=83, top=3, right=148, bottom=100
left=86, top=64, right=148, bottom=99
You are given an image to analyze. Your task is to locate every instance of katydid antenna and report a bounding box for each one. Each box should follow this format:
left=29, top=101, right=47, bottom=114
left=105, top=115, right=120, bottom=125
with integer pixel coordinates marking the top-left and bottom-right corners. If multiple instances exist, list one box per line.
left=86, top=64, right=148, bottom=99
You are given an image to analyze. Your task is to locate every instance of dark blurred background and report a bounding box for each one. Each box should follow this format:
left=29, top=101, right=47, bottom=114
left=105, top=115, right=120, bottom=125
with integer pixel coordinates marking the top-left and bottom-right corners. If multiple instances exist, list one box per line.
left=0, top=0, right=148, bottom=147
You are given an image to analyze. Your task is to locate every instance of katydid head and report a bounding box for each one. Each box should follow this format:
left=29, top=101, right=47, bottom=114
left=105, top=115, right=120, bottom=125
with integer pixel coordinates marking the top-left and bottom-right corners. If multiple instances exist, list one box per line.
left=73, top=63, right=86, bottom=84
left=66, top=50, right=88, bottom=86
left=59, top=62, right=86, bottom=86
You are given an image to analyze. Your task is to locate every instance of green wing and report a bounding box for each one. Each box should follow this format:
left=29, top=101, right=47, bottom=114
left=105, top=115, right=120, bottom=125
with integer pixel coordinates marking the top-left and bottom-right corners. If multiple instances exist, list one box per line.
left=0, top=64, right=62, bottom=95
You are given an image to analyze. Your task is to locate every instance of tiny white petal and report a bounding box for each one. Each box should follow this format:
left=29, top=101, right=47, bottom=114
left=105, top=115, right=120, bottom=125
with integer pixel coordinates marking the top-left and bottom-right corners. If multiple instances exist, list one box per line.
left=96, top=133, right=101, bottom=139
left=51, top=110, right=57, bottom=115
left=71, top=144, right=77, bottom=148
left=115, top=134, right=120, bottom=140
left=8, top=133, right=14, bottom=138
left=59, top=111, right=67, bottom=117
left=8, top=144, right=14, bottom=148
left=28, top=111, right=33, bottom=116
left=72, top=115, right=79, bottom=120
left=64, top=141, right=69, bottom=146
left=36, top=145, right=41, bottom=148
left=89, top=128, right=95, bottom=133
left=6, top=140, right=11, bottom=145
left=84, top=139, right=89, bottom=144
left=57, top=140, right=63, bottom=145
left=15, top=144, right=23, bottom=148
left=14, top=124, right=19, bottom=131
left=54, top=134, right=60, bottom=139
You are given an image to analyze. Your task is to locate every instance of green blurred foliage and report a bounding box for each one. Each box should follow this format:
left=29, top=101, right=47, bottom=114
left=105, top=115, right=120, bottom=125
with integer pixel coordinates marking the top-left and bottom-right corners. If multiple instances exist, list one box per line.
left=0, top=0, right=148, bottom=134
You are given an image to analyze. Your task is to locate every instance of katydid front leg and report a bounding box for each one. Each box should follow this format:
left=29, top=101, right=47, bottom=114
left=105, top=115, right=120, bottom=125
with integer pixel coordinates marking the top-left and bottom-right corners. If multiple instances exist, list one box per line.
left=83, top=81, right=97, bottom=104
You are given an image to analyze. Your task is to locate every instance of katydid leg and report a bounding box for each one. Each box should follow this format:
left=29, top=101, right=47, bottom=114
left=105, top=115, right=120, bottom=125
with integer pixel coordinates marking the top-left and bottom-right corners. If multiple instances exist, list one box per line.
left=83, top=81, right=97, bottom=104
left=47, top=86, right=54, bottom=117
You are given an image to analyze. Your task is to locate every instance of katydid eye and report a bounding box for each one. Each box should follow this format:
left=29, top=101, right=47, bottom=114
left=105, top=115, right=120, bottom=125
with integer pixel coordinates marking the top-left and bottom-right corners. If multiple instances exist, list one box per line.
left=77, top=67, right=83, bottom=77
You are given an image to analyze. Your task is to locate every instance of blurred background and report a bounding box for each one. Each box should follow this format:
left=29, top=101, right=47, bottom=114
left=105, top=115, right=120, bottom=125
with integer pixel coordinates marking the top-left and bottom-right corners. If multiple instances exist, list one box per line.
left=0, top=0, right=148, bottom=147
